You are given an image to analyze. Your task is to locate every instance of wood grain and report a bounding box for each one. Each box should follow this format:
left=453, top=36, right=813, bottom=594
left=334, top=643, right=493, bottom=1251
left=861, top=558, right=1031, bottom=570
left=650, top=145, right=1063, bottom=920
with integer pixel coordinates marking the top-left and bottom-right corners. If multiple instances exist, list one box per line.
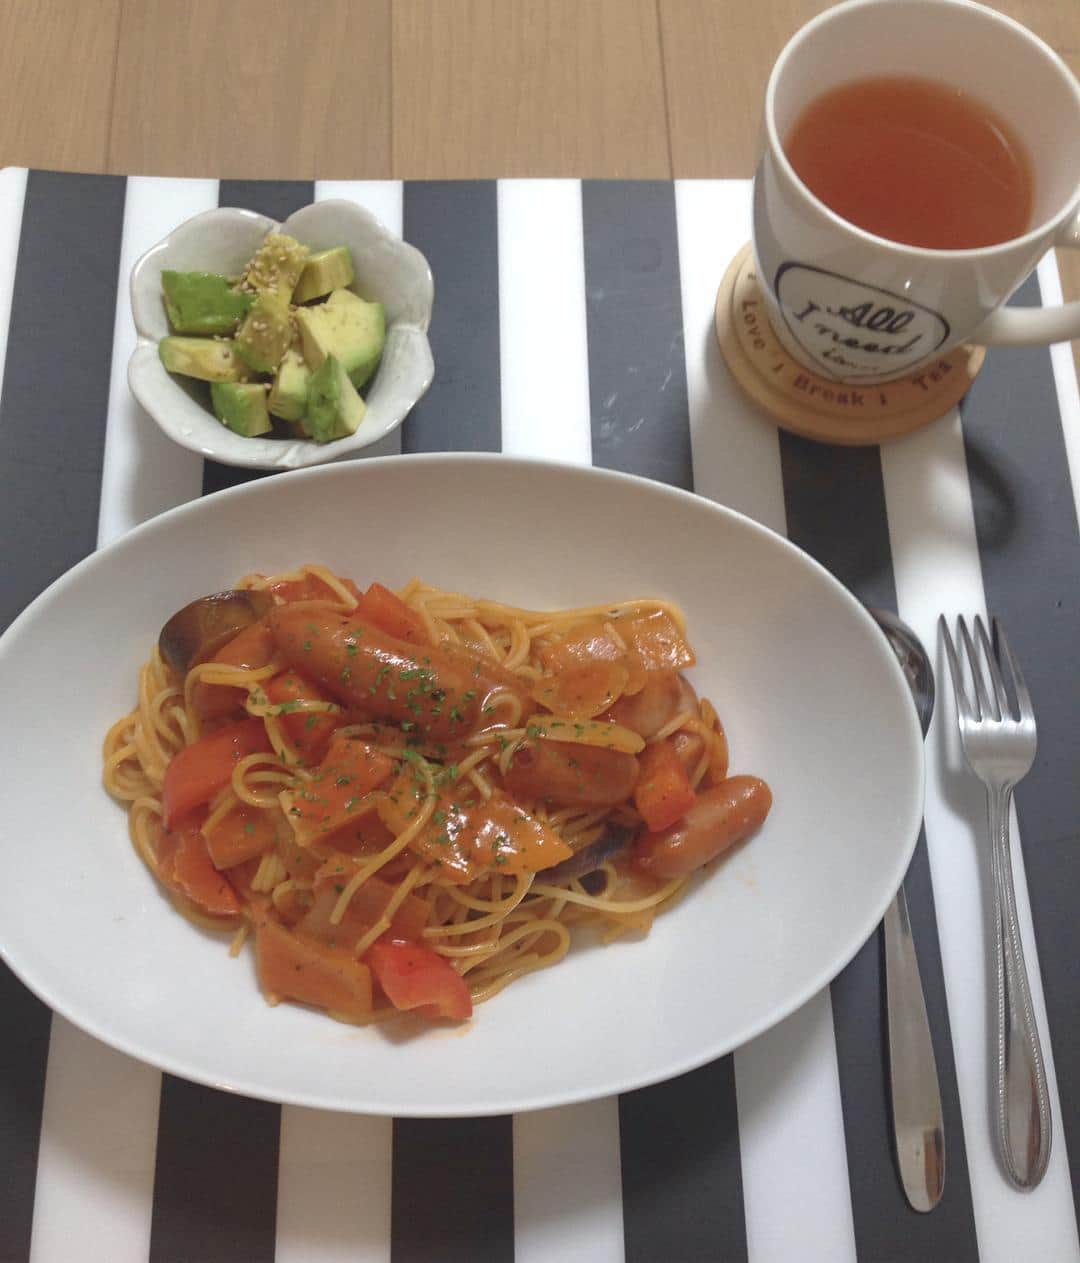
left=108, top=0, right=391, bottom=179
left=0, top=0, right=120, bottom=173
left=658, top=0, right=831, bottom=178
left=391, top=0, right=670, bottom=177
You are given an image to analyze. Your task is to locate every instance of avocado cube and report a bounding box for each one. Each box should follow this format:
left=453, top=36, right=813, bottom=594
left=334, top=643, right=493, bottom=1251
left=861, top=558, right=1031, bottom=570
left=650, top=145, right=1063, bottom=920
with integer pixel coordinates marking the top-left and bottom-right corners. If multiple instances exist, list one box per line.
left=242, top=233, right=309, bottom=302
left=210, top=382, right=273, bottom=437
left=293, top=246, right=356, bottom=305
left=159, top=336, right=250, bottom=382
left=234, top=293, right=293, bottom=374
left=268, top=346, right=312, bottom=424
left=295, top=289, right=385, bottom=390
left=306, top=354, right=366, bottom=443
left=161, top=271, right=253, bottom=335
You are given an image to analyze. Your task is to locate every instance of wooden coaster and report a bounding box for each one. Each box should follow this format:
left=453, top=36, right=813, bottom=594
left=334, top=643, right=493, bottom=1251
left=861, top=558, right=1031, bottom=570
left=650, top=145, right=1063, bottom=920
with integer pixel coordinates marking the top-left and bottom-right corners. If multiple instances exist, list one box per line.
left=715, top=243, right=985, bottom=445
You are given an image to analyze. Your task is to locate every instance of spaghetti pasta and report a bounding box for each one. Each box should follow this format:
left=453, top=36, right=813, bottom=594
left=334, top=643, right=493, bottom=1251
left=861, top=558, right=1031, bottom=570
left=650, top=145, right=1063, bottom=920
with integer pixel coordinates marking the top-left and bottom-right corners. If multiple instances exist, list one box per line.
left=102, top=565, right=771, bottom=1028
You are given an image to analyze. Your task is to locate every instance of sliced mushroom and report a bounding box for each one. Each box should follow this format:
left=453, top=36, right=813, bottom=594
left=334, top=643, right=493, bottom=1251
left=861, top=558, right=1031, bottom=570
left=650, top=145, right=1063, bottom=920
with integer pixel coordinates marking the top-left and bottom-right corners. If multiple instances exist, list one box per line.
left=540, top=823, right=637, bottom=885
left=159, top=588, right=273, bottom=675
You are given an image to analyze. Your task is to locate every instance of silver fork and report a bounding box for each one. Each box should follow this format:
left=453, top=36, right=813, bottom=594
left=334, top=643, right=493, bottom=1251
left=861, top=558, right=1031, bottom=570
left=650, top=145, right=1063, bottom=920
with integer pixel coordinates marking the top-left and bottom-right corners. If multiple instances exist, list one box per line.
left=939, top=614, right=1051, bottom=1189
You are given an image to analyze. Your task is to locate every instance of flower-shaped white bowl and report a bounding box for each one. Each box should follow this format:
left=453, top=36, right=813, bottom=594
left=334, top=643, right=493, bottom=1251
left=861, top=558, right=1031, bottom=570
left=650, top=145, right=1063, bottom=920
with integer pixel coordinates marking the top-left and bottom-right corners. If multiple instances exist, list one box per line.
left=129, top=201, right=434, bottom=469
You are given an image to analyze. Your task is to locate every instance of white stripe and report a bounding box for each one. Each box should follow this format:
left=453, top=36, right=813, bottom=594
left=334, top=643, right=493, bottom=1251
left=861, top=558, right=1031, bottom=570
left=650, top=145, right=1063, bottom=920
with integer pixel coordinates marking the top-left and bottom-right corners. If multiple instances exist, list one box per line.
left=29, top=1019, right=160, bottom=1263
left=315, top=181, right=404, bottom=459
left=882, top=413, right=1080, bottom=1263
left=675, top=177, right=857, bottom=1263
left=1036, top=253, right=1080, bottom=530
left=274, top=1110, right=392, bottom=1263
left=498, top=176, right=622, bottom=1261
left=97, top=176, right=216, bottom=547
left=735, top=994, right=856, bottom=1263
left=315, top=181, right=403, bottom=238
left=0, top=167, right=28, bottom=395
left=497, top=180, right=592, bottom=462
left=675, top=179, right=787, bottom=535
left=514, top=1100, right=625, bottom=1263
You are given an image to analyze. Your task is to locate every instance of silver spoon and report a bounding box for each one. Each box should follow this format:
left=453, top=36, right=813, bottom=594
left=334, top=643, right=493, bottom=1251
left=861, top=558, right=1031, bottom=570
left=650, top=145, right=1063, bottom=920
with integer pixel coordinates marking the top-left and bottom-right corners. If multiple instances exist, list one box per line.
left=869, top=607, right=945, bottom=1213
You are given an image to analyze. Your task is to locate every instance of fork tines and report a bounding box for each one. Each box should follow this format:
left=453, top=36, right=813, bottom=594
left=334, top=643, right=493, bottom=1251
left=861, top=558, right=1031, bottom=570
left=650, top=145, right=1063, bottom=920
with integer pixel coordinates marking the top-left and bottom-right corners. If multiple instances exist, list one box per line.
left=938, top=614, right=1033, bottom=725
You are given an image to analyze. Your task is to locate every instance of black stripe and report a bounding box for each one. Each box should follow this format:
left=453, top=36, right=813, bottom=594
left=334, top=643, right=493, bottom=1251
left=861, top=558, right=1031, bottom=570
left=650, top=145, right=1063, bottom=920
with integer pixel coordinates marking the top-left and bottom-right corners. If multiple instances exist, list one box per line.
left=960, top=271, right=1080, bottom=1213
left=201, top=180, right=316, bottom=496
left=581, top=179, right=744, bottom=1259
left=582, top=180, right=692, bottom=488
left=779, top=435, right=978, bottom=1261
left=0, top=169, right=126, bottom=1261
left=149, top=1076, right=279, bottom=1263
left=0, top=171, right=125, bottom=630
left=389, top=181, right=512, bottom=1262
left=620, top=1060, right=747, bottom=1263
left=0, top=969, right=51, bottom=1262
left=401, top=181, right=501, bottom=453
left=391, top=1118, right=514, bottom=1263
left=217, top=180, right=317, bottom=233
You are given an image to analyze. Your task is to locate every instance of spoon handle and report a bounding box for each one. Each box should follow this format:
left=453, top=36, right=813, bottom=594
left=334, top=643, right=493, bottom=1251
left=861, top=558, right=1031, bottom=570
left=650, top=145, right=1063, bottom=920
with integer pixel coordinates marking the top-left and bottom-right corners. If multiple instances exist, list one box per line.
left=884, top=882, right=945, bottom=1211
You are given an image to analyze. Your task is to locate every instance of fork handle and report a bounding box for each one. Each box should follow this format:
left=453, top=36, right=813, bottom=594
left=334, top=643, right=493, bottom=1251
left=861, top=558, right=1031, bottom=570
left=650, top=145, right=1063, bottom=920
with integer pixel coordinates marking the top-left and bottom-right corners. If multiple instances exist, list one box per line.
left=988, top=785, right=1052, bottom=1188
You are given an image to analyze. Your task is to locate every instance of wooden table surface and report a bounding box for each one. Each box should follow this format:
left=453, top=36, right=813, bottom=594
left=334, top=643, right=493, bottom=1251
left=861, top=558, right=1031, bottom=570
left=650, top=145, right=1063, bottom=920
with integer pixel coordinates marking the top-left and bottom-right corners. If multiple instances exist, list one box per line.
left=2, top=0, right=1078, bottom=351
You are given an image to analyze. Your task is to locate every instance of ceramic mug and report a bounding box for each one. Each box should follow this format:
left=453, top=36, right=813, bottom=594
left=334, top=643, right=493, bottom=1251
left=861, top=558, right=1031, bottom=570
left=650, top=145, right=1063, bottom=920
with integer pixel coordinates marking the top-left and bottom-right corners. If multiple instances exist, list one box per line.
left=752, top=0, right=1080, bottom=384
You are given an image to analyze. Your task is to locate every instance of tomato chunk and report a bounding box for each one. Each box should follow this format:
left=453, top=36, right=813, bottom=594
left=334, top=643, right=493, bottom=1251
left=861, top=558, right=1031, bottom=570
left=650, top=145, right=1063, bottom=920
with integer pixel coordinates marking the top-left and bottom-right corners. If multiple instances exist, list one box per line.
left=265, top=670, right=339, bottom=762
left=157, top=816, right=241, bottom=916
left=163, top=718, right=273, bottom=829
left=202, top=802, right=279, bottom=870
left=256, top=918, right=373, bottom=1020
left=368, top=940, right=472, bottom=1021
left=530, top=659, right=630, bottom=720
left=379, top=772, right=573, bottom=884
left=279, top=733, right=396, bottom=846
left=501, top=739, right=639, bottom=810
left=634, top=739, right=696, bottom=831
left=297, top=856, right=431, bottom=946
left=355, top=582, right=429, bottom=645
left=192, top=618, right=277, bottom=724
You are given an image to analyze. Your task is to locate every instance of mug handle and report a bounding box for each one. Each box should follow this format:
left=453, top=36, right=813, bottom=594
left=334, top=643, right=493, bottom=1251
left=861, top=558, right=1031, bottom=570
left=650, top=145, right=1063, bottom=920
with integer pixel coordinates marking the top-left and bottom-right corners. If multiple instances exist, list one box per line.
left=972, top=208, right=1080, bottom=346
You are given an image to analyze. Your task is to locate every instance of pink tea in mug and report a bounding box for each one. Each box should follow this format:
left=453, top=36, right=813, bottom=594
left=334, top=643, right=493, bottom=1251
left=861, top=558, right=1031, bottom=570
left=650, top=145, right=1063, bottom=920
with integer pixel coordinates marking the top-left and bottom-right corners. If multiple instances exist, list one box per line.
left=784, top=75, right=1033, bottom=250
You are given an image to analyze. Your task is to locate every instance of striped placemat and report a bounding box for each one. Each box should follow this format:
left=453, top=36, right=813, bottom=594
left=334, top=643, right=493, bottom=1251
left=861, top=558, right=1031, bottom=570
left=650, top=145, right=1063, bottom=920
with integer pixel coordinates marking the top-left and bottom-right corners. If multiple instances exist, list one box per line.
left=1, top=169, right=1078, bottom=1263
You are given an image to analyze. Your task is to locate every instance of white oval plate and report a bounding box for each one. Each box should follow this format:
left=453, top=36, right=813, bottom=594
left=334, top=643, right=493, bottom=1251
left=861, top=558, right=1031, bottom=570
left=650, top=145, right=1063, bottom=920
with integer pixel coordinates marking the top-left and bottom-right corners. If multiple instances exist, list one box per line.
left=0, top=457, right=922, bottom=1116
